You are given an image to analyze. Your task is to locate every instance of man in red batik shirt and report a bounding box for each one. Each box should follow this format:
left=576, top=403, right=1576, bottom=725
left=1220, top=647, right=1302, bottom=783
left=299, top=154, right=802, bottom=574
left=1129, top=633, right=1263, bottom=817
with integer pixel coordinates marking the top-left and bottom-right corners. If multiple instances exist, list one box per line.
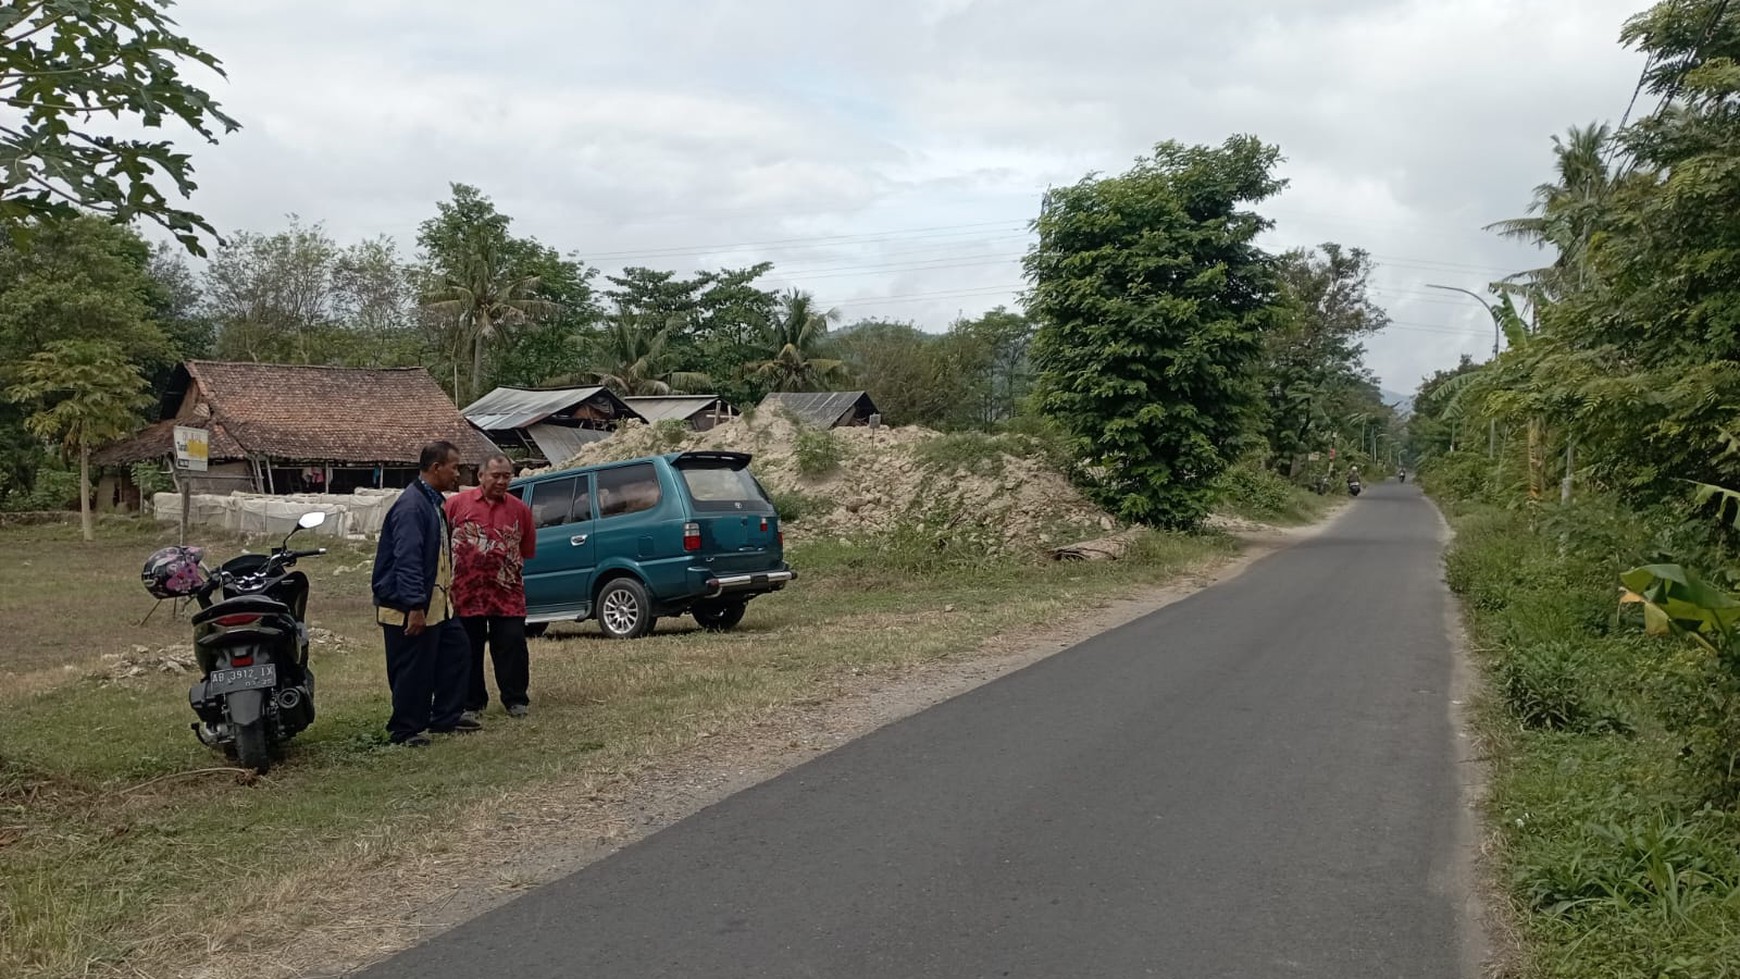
left=446, top=453, right=537, bottom=719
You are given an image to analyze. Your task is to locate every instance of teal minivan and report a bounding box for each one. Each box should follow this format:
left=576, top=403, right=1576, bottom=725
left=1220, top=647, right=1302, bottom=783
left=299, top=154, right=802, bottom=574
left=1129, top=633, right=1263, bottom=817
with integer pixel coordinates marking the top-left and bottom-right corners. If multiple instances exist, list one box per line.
left=509, top=451, right=793, bottom=639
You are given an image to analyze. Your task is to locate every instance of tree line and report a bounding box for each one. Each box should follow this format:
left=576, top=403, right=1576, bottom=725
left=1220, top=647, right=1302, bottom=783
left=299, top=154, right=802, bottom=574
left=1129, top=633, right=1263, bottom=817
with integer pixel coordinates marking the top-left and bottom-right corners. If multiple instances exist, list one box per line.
left=0, top=2, right=1395, bottom=532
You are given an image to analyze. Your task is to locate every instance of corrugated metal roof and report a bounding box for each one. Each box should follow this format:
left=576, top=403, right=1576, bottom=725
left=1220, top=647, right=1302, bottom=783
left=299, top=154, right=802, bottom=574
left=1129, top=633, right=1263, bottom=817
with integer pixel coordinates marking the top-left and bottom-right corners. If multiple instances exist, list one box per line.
left=525, top=423, right=611, bottom=465
left=622, top=396, right=732, bottom=423
left=756, top=391, right=877, bottom=428
left=463, top=387, right=612, bottom=431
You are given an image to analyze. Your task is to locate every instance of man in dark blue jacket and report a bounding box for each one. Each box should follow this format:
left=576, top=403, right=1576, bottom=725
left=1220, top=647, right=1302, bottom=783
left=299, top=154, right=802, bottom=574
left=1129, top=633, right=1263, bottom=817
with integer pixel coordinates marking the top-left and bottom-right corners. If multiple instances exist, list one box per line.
left=373, top=440, right=478, bottom=745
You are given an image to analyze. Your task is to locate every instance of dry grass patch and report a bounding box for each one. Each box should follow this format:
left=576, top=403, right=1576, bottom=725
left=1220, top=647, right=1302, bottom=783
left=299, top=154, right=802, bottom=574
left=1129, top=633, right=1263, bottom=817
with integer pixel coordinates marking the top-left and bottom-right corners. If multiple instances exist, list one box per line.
left=0, top=520, right=1238, bottom=979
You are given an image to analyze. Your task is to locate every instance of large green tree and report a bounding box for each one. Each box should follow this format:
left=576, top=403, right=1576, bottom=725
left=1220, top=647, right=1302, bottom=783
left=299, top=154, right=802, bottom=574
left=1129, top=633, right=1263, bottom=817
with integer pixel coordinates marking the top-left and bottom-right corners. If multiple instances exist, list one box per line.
left=8, top=340, right=151, bottom=539
left=1, top=0, right=239, bottom=254
left=1258, top=244, right=1389, bottom=473
left=1025, top=135, right=1286, bottom=528
left=417, top=184, right=566, bottom=400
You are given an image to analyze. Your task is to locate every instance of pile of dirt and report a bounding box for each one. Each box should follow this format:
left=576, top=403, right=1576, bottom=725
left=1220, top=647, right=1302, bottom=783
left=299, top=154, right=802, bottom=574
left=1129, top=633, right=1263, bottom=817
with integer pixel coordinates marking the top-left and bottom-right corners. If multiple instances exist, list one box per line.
left=96, top=644, right=198, bottom=682
left=538, top=413, right=1118, bottom=553
left=95, top=629, right=356, bottom=684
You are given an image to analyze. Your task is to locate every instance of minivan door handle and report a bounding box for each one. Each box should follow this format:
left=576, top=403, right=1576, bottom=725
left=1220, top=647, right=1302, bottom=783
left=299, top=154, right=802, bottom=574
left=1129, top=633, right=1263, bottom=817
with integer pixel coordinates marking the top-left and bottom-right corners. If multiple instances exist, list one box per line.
left=570, top=534, right=589, bottom=546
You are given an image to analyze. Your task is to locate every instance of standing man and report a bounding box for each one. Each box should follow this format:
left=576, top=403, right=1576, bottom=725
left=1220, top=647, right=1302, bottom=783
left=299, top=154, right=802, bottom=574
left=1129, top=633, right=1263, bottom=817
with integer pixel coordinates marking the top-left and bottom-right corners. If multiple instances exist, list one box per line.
left=446, top=452, right=537, bottom=720
left=372, top=440, right=479, bottom=746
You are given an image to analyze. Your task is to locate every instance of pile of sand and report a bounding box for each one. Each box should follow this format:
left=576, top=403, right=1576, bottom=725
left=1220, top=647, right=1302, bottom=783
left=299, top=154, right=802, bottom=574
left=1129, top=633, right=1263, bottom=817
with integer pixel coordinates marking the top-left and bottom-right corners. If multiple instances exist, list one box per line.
left=537, top=413, right=1118, bottom=553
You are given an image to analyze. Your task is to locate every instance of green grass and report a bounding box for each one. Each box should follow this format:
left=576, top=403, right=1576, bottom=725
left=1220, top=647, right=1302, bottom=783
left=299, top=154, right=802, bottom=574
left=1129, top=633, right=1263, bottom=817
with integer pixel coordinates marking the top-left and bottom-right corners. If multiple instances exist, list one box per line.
left=1444, top=503, right=1740, bottom=978
left=0, top=520, right=1238, bottom=979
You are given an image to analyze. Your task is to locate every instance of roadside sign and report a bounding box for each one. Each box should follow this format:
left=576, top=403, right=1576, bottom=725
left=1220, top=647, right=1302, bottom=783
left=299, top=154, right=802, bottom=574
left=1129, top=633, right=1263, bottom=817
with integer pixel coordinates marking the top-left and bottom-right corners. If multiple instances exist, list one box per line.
left=174, top=426, right=209, bottom=472
left=1308, top=452, right=1320, bottom=461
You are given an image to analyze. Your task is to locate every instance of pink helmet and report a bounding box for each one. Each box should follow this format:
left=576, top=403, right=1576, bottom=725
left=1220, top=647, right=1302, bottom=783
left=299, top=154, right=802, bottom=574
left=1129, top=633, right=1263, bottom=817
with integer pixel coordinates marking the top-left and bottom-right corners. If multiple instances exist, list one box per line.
left=142, top=545, right=206, bottom=599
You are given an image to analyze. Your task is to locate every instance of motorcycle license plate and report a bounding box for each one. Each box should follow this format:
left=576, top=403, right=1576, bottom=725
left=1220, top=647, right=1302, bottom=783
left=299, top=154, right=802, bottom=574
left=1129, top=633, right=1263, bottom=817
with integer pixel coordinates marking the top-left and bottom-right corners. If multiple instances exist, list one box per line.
left=208, top=663, right=277, bottom=695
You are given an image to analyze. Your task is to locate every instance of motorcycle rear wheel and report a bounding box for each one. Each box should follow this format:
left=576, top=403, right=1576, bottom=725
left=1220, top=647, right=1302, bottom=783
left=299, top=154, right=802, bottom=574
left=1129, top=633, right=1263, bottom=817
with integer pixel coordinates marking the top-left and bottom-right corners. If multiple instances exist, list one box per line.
left=234, top=721, right=271, bottom=775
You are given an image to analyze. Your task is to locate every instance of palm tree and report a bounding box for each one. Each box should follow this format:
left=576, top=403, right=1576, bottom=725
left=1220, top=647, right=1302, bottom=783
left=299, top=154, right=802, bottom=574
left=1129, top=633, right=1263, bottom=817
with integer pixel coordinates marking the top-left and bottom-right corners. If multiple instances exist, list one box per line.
left=422, top=240, right=557, bottom=400
left=557, top=313, right=710, bottom=396
left=1486, top=123, right=1631, bottom=303
left=749, top=290, right=849, bottom=391
left=7, top=341, right=151, bottom=541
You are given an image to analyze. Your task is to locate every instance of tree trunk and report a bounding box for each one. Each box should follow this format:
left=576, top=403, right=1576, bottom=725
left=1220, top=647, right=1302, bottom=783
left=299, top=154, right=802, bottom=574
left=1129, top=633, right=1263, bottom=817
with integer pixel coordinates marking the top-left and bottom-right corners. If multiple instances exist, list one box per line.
left=79, top=443, right=93, bottom=542
left=1527, top=417, right=1544, bottom=500
left=472, top=330, right=486, bottom=401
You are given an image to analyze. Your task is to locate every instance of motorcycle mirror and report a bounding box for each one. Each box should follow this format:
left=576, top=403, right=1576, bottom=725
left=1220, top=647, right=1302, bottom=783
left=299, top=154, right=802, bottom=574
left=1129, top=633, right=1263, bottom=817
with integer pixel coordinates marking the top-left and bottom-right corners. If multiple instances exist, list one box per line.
left=297, top=512, right=327, bottom=530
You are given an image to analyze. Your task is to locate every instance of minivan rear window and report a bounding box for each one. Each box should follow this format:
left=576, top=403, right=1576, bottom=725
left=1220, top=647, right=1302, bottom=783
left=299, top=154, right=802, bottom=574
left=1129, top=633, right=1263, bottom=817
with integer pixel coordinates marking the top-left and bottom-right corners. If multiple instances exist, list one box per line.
left=679, top=465, right=773, bottom=511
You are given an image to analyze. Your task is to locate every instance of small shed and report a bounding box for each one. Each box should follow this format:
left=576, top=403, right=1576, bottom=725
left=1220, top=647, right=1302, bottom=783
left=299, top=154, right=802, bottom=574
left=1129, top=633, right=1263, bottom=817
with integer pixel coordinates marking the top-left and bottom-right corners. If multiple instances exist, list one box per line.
left=622, top=395, right=739, bottom=431
left=92, top=361, right=501, bottom=504
left=757, top=391, right=881, bottom=428
left=463, top=386, right=646, bottom=467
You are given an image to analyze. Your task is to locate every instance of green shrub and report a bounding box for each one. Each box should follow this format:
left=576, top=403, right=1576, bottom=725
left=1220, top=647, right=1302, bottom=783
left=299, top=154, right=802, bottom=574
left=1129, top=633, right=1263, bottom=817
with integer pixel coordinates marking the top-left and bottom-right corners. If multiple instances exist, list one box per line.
left=1211, top=462, right=1312, bottom=522
left=794, top=429, right=844, bottom=478
left=2, top=466, right=81, bottom=513
left=129, top=461, right=174, bottom=499
left=768, top=489, right=826, bottom=525
left=1516, top=811, right=1740, bottom=920
left=653, top=419, right=691, bottom=450
left=913, top=433, right=1016, bottom=477
left=1500, top=641, right=1628, bottom=734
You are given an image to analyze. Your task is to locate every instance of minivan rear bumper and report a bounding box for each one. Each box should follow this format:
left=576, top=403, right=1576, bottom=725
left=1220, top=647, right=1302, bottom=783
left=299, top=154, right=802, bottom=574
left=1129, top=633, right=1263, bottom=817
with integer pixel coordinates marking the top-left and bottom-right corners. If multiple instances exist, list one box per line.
left=703, top=569, right=796, bottom=598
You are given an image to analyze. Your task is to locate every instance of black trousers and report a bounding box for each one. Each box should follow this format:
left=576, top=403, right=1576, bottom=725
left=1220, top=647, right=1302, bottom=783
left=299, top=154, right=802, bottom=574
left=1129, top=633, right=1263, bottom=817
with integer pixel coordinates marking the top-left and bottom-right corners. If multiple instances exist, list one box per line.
left=460, top=615, right=530, bottom=712
left=382, top=617, right=468, bottom=742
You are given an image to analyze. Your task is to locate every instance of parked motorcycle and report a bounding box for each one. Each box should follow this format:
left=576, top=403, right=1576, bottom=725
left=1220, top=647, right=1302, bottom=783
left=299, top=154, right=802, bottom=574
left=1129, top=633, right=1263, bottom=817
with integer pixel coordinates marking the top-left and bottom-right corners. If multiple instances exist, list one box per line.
left=142, top=512, right=329, bottom=774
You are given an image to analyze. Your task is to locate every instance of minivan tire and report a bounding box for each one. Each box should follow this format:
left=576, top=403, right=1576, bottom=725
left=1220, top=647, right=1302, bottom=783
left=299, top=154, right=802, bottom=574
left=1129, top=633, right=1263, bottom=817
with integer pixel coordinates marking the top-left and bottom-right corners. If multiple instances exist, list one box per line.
left=692, top=599, right=747, bottom=632
left=596, top=577, right=656, bottom=639
left=524, top=622, right=548, bottom=639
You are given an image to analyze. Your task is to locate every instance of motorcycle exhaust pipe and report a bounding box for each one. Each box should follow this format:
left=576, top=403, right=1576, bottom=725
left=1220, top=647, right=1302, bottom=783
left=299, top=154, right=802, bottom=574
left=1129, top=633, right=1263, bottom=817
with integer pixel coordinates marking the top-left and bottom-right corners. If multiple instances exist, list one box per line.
left=277, top=688, right=302, bottom=711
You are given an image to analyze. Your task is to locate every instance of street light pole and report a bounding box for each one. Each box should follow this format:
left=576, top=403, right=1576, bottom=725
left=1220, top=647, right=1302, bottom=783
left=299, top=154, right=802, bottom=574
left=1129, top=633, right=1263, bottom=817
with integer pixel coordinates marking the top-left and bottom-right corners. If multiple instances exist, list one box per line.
left=1428, top=283, right=1502, bottom=457
left=1427, top=284, right=1501, bottom=360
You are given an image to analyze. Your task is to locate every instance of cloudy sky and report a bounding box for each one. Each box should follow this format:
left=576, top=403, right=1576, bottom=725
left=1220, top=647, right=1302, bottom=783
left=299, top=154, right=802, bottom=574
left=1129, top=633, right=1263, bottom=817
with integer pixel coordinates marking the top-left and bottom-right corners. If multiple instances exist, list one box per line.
left=161, top=0, right=1650, bottom=395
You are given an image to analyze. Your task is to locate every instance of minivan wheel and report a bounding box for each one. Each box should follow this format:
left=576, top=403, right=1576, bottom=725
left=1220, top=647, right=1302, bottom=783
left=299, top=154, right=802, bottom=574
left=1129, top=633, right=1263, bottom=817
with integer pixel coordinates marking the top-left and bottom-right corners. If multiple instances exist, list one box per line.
left=524, top=622, right=548, bottom=639
left=692, top=598, right=747, bottom=632
left=597, top=577, right=655, bottom=639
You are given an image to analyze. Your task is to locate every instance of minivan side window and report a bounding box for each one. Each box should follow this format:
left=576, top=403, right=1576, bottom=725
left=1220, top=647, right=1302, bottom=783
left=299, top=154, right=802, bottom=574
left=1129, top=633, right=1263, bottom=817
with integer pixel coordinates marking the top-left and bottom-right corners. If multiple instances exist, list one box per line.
left=531, top=476, right=577, bottom=529
left=597, top=463, right=661, bottom=518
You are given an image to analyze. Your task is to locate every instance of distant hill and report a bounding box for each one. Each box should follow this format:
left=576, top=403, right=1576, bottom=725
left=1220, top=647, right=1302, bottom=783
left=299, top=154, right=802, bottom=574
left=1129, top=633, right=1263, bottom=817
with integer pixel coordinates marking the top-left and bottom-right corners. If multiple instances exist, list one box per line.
left=1380, top=388, right=1415, bottom=416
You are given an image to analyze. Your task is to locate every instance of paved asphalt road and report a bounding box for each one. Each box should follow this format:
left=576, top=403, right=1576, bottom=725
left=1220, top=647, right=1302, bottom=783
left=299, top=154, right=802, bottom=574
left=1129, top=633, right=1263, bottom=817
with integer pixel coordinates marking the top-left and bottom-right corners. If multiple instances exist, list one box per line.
left=360, top=483, right=1470, bottom=978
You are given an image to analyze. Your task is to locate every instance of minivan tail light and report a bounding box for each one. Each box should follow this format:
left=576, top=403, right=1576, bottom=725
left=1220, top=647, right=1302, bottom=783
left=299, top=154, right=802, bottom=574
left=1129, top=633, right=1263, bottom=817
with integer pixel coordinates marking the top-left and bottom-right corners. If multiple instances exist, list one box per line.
left=214, top=613, right=262, bottom=627
left=683, top=521, right=701, bottom=552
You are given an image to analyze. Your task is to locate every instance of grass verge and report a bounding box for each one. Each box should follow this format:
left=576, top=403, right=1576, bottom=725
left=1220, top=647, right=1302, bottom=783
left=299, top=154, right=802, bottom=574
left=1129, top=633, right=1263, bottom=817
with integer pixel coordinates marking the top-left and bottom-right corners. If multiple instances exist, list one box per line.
left=1443, top=500, right=1740, bottom=978
left=0, top=518, right=1237, bottom=979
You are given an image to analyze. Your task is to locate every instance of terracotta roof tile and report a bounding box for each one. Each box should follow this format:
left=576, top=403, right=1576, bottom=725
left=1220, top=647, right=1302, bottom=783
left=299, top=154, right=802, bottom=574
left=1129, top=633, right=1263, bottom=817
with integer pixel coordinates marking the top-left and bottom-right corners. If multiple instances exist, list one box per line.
left=185, top=361, right=500, bottom=464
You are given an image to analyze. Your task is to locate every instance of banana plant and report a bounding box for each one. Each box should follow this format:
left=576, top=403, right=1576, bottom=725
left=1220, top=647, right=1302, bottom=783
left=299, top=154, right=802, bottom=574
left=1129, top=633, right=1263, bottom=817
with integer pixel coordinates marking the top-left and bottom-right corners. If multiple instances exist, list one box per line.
left=1619, top=483, right=1740, bottom=657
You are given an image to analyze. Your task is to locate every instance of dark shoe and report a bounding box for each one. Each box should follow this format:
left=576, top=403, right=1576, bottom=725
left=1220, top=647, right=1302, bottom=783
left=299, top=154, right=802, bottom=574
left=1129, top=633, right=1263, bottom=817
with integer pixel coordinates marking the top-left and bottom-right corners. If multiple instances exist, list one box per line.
left=460, top=709, right=483, bottom=725
left=433, top=715, right=483, bottom=734
left=506, top=703, right=529, bottom=718
left=395, top=734, right=432, bottom=748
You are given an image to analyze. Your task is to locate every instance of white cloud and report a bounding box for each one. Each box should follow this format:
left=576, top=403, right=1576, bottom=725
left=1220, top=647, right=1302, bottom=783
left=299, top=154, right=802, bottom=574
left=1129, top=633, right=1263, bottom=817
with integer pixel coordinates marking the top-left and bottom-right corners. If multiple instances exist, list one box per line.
left=162, top=0, right=1651, bottom=391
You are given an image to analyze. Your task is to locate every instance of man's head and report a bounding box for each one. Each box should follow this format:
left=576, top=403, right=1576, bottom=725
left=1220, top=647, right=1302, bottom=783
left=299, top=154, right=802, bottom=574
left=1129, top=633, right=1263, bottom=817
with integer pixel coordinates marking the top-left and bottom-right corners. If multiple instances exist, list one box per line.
left=419, top=440, right=461, bottom=493
left=479, top=453, right=513, bottom=502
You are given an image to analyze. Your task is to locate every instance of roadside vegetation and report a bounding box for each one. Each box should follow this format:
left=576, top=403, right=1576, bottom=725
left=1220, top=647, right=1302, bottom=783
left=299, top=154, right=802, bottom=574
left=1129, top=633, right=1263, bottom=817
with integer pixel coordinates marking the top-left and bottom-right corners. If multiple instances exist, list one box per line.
left=1412, top=5, right=1740, bottom=974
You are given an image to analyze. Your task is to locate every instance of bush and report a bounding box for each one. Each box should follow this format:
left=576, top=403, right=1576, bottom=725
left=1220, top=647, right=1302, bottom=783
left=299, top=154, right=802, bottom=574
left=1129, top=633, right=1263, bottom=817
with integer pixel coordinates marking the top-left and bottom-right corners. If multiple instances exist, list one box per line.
left=1516, top=811, right=1740, bottom=919
left=1212, top=462, right=1307, bottom=522
left=1, top=465, right=81, bottom=513
left=767, top=489, right=826, bottom=525
left=653, top=419, right=691, bottom=450
left=1500, top=641, right=1628, bottom=734
left=793, top=429, right=844, bottom=478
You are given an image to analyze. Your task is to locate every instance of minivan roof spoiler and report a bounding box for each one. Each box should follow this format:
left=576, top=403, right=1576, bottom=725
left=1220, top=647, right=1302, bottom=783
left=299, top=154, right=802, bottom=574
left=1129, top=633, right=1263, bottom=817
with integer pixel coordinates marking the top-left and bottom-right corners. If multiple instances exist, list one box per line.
left=672, top=450, right=752, bottom=469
